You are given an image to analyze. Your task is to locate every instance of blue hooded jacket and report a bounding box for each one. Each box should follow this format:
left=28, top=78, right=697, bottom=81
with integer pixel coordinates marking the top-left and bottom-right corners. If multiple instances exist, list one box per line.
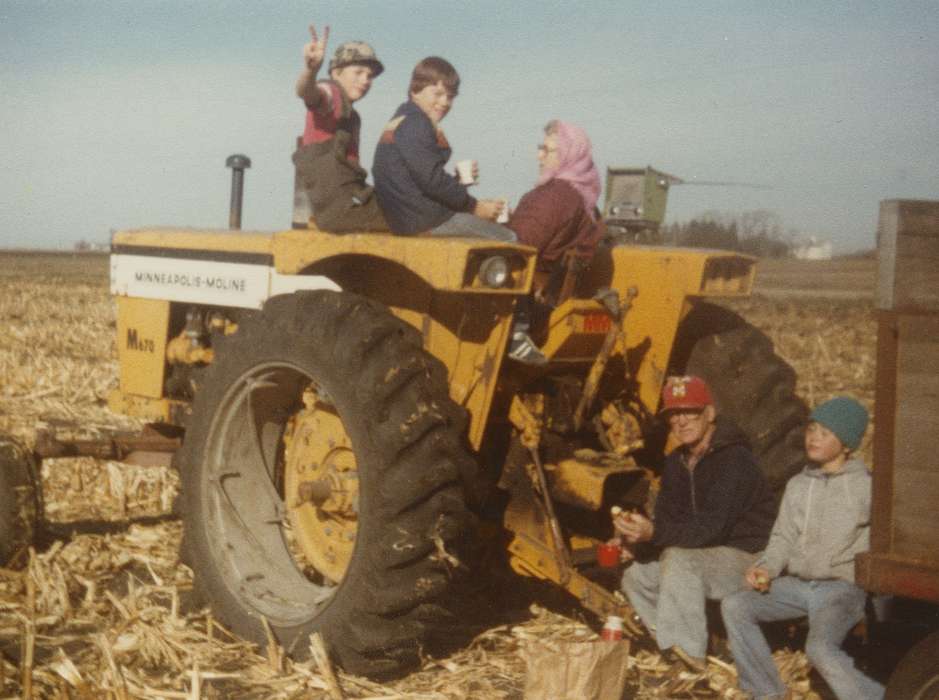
left=372, top=100, right=477, bottom=234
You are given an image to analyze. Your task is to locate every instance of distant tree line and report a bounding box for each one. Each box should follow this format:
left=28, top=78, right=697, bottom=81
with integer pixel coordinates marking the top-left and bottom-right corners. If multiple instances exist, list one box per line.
left=662, top=210, right=793, bottom=258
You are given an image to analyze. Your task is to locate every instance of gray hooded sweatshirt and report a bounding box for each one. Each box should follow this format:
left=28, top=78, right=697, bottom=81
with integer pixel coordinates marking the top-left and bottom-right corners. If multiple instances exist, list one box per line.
left=756, top=459, right=871, bottom=582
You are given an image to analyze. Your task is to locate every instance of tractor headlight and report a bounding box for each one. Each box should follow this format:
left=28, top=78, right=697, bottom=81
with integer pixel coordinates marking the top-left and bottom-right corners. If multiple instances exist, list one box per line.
left=478, top=255, right=510, bottom=288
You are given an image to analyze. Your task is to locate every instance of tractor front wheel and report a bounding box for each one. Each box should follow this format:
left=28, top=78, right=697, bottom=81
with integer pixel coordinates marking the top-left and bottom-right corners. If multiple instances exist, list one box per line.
left=179, top=291, right=477, bottom=677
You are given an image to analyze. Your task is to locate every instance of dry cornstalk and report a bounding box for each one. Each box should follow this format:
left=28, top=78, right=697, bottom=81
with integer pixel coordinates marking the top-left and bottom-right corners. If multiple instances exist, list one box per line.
left=68, top=367, right=101, bottom=405
left=105, top=589, right=132, bottom=620
left=261, top=616, right=284, bottom=673
left=309, top=632, right=344, bottom=700
left=97, top=633, right=130, bottom=700
left=707, top=654, right=738, bottom=677
left=50, top=649, right=84, bottom=687
left=16, top=386, right=62, bottom=402
left=22, top=559, right=36, bottom=700
left=188, top=660, right=201, bottom=700
left=128, top=680, right=190, bottom=700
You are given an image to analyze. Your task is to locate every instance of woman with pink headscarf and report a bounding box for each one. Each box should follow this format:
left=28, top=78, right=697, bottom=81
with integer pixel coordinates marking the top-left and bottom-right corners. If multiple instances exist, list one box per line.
left=504, top=120, right=603, bottom=363
left=508, top=120, right=603, bottom=271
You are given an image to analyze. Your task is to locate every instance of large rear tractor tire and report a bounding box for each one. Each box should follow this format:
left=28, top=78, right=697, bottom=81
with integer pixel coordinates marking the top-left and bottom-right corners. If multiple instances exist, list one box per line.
left=885, top=630, right=939, bottom=700
left=671, top=302, right=808, bottom=491
left=179, top=291, right=477, bottom=678
left=0, top=434, right=41, bottom=566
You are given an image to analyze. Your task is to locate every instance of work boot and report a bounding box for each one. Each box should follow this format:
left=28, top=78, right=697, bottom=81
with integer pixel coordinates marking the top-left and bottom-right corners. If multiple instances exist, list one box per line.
left=507, top=331, right=547, bottom=365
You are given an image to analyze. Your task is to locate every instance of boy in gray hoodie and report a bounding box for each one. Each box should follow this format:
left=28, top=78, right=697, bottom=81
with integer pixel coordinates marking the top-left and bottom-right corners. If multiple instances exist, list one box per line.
left=721, top=397, right=884, bottom=700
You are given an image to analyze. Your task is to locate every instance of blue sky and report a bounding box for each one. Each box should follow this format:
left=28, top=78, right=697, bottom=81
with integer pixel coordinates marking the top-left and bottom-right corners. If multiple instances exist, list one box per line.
left=2, top=1, right=937, bottom=252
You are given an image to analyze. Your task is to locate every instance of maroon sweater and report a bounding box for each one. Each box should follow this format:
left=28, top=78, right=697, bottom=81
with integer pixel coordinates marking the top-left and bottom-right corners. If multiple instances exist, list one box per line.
left=508, top=179, right=602, bottom=269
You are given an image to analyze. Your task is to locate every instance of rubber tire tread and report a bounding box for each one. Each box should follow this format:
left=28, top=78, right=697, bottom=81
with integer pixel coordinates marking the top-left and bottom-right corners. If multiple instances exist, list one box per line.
left=671, top=302, right=808, bottom=492
left=179, top=291, right=477, bottom=678
left=0, top=435, right=41, bottom=566
left=885, top=630, right=939, bottom=700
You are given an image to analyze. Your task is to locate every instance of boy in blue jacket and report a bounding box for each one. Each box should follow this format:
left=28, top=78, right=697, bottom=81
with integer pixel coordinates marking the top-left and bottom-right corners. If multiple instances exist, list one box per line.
left=373, top=56, right=551, bottom=362
left=721, top=397, right=884, bottom=700
left=372, top=56, right=514, bottom=241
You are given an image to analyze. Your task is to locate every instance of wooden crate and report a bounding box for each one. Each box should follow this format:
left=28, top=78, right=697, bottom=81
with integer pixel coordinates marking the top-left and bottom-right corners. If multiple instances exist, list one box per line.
left=857, top=199, right=939, bottom=603
left=876, top=199, right=939, bottom=312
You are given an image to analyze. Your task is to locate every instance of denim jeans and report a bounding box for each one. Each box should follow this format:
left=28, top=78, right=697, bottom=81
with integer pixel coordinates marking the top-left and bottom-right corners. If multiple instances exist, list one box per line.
left=721, top=577, right=884, bottom=700
left=428, top=212, right=517, bottom=242
left=621, top=546, right=756, bottom=658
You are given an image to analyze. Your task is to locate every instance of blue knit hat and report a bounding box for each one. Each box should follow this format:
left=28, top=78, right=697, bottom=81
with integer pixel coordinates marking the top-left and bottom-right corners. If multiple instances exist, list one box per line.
left=810, top=397, right=869, bottom=450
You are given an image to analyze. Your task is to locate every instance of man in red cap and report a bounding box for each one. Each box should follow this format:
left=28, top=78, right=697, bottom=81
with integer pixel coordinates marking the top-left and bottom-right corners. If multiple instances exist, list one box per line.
left=614, top=375, right=777, bottom=672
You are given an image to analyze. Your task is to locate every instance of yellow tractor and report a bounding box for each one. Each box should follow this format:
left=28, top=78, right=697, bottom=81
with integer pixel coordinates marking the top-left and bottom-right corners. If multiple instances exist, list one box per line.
left=1, top=171, right=807, bottom=678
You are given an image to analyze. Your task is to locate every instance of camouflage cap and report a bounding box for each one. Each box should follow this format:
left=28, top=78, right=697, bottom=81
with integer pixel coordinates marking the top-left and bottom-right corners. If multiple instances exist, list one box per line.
left=329, top=41, right=384, bottom=77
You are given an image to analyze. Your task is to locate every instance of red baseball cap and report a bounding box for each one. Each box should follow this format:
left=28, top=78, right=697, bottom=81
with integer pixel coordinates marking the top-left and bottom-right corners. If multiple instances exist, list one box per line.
left=661, top=375, right=713, bottom=412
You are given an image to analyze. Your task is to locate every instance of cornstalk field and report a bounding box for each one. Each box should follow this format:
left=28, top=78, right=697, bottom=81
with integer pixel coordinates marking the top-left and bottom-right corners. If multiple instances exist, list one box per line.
left=0, top=251, right=878, bottom=699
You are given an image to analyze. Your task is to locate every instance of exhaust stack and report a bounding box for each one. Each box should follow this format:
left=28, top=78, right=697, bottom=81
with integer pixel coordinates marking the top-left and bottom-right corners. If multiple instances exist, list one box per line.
left=225, top=154, right=251, bottom=230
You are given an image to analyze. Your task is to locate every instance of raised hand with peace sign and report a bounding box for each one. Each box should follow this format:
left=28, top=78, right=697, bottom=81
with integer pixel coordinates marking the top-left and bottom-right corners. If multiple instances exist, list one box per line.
left=296, top=24, right=331, bottom=107
left=302, top=24, right=330, bottom=73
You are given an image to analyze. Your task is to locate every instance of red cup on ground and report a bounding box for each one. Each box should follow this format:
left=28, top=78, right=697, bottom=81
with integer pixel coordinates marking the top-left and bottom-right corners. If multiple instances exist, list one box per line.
left=601, top=615, right=624, bottom=640
left=596, top=542, right=622, bottom=568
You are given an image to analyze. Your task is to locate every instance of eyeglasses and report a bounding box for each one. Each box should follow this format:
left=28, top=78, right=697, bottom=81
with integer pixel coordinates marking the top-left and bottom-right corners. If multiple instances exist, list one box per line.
left=667, top=409, right=706, bottom=423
